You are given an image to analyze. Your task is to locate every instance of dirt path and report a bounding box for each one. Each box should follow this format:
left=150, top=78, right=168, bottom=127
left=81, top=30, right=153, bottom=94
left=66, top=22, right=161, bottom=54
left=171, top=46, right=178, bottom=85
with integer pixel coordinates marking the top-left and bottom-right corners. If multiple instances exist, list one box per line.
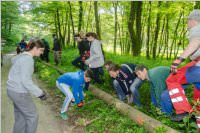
left=1, top=53, right=75, bottom=133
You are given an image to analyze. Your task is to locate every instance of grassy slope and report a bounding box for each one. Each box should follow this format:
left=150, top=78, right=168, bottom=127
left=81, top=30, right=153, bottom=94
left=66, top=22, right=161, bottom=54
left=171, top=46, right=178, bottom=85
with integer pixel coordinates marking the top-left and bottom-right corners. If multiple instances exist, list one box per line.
left=35, top=47, right=198, bottom=133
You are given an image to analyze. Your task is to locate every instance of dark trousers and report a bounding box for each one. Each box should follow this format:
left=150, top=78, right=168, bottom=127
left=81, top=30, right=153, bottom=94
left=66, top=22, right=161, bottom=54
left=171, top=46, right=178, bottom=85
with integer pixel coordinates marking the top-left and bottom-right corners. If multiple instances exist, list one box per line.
left=91, top=67, right=104, bottom=84
left=41, top=52, right=49, bottom=63
left=72, top=56, right=85, bottom=70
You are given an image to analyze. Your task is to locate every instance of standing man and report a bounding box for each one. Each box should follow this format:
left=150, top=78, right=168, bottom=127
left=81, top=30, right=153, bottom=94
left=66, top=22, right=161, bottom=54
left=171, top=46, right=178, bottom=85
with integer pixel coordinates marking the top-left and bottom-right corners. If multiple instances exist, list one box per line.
left=72, top=33, right=90, bottom=70
left=166, top=10, right=200, bottom=130
left=7, top=39, right=47, bottom=133
left=41, top=38, right=50, bottom=63
left=135, top=65, right=173, bottom=115
left=52, top=34, right=61, bottom=65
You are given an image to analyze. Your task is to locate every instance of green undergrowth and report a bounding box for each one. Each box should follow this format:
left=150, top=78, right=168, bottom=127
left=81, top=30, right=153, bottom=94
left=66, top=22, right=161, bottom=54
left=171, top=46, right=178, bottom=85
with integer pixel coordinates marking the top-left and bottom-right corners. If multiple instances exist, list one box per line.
left=35, top=47, right=198, bottom=132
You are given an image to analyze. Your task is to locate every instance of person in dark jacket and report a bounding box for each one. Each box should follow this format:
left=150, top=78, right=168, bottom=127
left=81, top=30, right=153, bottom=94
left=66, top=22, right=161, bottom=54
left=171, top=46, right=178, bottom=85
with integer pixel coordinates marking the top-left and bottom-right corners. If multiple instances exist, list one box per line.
left=72, top=33, right=90, bottom=70
left=19, top=39, right=27, bottom=52
left=108, top=63, right=143, bottom=105
left=52, top=34, right=61, bottom=65
left=40, top=39, right=50, bottom=62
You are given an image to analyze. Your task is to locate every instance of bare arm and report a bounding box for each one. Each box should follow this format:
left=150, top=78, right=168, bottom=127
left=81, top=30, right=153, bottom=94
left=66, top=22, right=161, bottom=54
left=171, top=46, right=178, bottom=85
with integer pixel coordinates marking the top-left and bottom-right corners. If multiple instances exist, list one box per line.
left=180, top=39, right=200, bottom=59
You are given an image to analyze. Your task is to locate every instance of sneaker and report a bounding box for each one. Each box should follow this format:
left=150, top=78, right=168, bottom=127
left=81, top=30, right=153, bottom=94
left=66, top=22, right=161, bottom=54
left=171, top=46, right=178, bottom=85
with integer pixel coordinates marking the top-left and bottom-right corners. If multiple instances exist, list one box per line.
left=170, top=112, right=189, bottom=122
left=60, top=112, right=68, bottom=120
left=80, top=100, right=84, bottom=105
left=77, top=102, right=83, bottom=107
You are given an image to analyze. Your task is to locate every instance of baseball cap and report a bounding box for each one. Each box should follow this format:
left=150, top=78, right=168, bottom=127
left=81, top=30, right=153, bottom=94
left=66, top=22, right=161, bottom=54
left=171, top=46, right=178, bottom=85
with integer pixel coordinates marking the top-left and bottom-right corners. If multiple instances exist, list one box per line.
left=188, top=9, right=200, bottom=21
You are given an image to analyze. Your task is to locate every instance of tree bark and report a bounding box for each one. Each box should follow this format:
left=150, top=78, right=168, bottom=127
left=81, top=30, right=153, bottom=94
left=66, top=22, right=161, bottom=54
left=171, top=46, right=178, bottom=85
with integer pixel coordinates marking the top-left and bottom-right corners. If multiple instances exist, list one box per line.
left=94, top=1, right=101, bottom=40
left=128, top=1, right=143, bottom=56
left=78, top=1, right=83, bottom=32
left=169, top=11, right=182, bottom=59
left=152, top=2, right=161, bottom=59
left=86, top=2, right=92, bottom=32
left=113, top=2, right=118, bottom=54
left=146, top=2, right=151, bottom=59
left=68, top=1, right=75, bottom=47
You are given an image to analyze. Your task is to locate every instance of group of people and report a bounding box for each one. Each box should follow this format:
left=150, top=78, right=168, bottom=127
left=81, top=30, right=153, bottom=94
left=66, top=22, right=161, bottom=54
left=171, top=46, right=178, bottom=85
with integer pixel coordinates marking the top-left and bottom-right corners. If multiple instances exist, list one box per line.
left=6, top=9, right=200, bottom=133
left=16, top=34, right=62, bottom=64
left=16, top=38, right=50, bottom=63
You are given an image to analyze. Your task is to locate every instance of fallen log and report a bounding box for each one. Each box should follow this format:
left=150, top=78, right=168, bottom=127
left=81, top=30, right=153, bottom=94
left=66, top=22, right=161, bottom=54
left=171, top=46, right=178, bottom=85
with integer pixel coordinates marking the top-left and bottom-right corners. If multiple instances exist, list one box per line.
left=41, top=62, right=179, bottom=133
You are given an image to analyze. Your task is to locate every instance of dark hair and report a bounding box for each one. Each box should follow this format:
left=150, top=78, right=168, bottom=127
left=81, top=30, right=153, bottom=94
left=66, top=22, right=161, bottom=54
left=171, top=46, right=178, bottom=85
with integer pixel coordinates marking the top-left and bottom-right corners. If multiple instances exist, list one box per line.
left=108, top=64, right=120, bottom=72
left=86, top=32, right=98, bottom=39
left=27, top=39, right=44, bottom=51
left=74, top=33, right=80, bottom=37
left=85, top=69, right=93, bottom=78
left=52, top=33, right=56, bottom=37
left=104, top=60, right=113, bottom=66
left=135, top=64, right=148, bottom=72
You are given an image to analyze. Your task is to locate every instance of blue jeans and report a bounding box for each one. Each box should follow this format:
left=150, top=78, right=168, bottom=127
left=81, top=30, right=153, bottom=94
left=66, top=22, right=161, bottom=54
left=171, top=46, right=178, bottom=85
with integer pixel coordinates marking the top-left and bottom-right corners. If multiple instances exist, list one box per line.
left=155, top=85, right=189, bottom=115
left=113, top=78, right=142, bottom=105
left=130, top=78, right=143, bottom=106
left=113, top=80, right=126, bottom=101
left=160, top=90, right=173, bottom=115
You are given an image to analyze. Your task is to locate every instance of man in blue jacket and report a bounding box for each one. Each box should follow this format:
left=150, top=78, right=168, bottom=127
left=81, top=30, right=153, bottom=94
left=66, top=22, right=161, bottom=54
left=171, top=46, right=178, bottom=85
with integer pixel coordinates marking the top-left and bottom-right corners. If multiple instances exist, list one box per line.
left=108, top=63, right=143, bottom=106
left=56, top=69, right=93, bottom=120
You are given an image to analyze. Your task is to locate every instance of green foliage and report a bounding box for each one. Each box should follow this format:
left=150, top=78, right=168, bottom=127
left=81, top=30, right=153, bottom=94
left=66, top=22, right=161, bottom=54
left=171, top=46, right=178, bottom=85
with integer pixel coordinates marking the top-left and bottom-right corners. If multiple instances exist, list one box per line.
left=34, top=48, right=200, bottom=132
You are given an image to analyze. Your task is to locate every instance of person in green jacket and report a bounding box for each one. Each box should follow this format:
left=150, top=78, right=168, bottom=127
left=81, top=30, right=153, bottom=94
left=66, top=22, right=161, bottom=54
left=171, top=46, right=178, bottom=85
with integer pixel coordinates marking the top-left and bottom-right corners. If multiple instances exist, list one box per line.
left=135, top=65, right=173, bottom=115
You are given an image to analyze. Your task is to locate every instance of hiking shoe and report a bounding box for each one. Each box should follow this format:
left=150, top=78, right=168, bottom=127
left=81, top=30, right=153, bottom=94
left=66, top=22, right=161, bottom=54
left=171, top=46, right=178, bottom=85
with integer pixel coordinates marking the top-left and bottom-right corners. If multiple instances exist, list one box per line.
left=170, top=112, right=189, bottom=122
left=77, top=102, right=83, bottom=107
left=80, top=100, right=84, bottom=105
left=60, top=112, right=68, bottom=120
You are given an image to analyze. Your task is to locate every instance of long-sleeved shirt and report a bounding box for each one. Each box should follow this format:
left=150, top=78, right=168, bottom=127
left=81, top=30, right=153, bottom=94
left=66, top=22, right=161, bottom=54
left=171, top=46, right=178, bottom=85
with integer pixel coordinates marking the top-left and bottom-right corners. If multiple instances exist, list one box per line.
left=189, top=24, right=200, bottom=66
left=57, top=70, right=85, bottom=104
left=147, top=66, right=170, bottom=106
left=78, top=39, right=90, bottom=56
left=86, top=39, right=104, bottom=68
left=7, top=52, right=43, bottom=97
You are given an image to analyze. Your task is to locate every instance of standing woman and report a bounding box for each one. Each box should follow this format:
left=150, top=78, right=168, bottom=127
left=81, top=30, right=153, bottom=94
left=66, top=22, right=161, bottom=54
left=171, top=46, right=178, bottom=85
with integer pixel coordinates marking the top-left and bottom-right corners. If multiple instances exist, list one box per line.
left=85, top=32, right=105, bottom=84
left=7, top=39, right=47, bottom=133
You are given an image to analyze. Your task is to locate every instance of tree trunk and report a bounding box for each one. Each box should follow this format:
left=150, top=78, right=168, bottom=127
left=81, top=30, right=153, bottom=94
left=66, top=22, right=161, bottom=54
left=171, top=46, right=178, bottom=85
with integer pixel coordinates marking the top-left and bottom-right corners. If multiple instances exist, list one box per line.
left=78, top=1, right=83, bottom=32
left=169, top=11, right=182, bottom=59
left=94, top=1, right=101, bottom=40
left=86, top=2, right=92, bottom=32
left=152, top=2, right=161, bottom=59
left=146, top=2, right=151, bottom=59
left=67, top=19, right=71, bottom=45
left=54, top=13, right=58, bottom=37
left=157, top=17, right=166, bottom=58
left=128, top=1, right=143, bottom=56
left=68, top=1, right=75, bottom=47
left=56, top=8, right=64, bottom=46
left=161, top=15, right=169, bottom=59
left=113, top=2, right=118, bottom=54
